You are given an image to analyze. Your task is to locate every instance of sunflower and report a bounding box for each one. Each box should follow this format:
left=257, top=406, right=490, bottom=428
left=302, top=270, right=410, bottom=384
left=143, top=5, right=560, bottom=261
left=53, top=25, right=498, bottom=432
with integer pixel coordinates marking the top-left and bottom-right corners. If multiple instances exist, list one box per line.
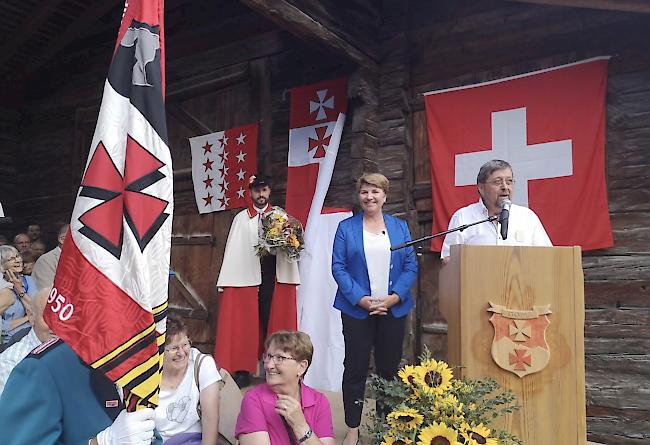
left=381, top=434, right=414, bottom=445
left=387, top=407, right=424, bottom=431
left=460, top=423, right=498, bottom=445
left=416, top=359, right=453, bottom=395
left=398, top=365, right=420, bottom=387
left=417, top=422, right=460, bottom=445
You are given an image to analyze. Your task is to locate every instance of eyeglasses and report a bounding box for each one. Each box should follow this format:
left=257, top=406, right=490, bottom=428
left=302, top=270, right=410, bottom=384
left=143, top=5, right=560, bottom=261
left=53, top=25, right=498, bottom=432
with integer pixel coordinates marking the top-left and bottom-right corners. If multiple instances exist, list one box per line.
left=262, top=352, right=296, bottom=365
left=164, top=341, right=191, bottom=354
left=484, top=178, right=515, bottom=187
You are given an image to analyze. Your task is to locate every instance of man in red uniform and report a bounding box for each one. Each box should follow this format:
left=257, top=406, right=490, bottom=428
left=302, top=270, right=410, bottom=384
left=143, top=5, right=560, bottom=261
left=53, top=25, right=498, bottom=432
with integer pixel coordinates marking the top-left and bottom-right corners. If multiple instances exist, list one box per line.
left=215, top=175, right=300, bottom=387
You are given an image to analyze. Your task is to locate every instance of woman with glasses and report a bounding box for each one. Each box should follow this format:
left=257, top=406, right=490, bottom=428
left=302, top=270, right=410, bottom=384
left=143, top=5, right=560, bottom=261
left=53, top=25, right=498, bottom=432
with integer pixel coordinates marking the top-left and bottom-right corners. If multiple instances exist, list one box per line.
left=0, top=245, right=37, bottom=349
left=236, top=331, right=335, bottom=445
left=156, top=316, right=222, bottom=445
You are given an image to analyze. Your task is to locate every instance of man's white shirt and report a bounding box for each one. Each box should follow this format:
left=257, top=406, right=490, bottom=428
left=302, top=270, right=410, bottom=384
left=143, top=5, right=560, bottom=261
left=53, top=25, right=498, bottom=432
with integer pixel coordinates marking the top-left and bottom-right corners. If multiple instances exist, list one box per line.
left=441, top=199, right=552, bottom=259
left=0, top=329, right=41, bottom=396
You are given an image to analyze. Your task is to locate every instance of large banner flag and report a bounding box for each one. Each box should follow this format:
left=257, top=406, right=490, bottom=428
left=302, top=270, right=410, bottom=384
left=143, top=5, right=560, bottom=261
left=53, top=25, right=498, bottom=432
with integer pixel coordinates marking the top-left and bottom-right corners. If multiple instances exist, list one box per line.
left=189, top=123, right=258, bottom=213
left=425, top=57, right=613, bottom=251
left=44, top=0, right=172, bottom=410
left=286, top=77, right=351, bottom=392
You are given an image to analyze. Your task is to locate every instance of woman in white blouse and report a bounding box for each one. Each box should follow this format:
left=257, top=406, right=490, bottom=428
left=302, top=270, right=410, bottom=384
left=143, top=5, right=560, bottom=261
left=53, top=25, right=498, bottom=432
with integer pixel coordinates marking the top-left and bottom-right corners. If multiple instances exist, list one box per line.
left=156, top=316, right=221, bottom=445
left=331, top=173, right=418, bottom=445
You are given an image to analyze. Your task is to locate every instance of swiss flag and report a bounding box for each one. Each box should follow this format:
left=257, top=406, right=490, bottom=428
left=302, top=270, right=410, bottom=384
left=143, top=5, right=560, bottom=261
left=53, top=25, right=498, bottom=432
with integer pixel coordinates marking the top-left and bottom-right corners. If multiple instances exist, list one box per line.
left=189, top=123, right=258, bottom=213
left=425, top=57, right=613, bottom=251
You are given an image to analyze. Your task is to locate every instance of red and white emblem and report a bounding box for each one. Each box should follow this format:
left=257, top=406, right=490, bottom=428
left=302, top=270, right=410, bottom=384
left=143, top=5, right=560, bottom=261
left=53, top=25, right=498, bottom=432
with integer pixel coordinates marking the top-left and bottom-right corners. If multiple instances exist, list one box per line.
left=488, top=302, right=552, bottom=378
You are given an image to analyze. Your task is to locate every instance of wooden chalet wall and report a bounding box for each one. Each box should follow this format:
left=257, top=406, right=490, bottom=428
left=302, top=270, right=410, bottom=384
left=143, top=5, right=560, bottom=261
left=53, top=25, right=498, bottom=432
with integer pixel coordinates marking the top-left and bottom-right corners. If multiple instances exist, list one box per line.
left=401, top=1, right=650, bottom=443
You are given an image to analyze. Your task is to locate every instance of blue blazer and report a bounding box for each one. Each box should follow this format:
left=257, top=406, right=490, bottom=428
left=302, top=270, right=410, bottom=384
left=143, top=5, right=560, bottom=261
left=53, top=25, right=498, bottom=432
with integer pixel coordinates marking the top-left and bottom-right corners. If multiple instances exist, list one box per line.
left=332, top=212, right=418, bottom=319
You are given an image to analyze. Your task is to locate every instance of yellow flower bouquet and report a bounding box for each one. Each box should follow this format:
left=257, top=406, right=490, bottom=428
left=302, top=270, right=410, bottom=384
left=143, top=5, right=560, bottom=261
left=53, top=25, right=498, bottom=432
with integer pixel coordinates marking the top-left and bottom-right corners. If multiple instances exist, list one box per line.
left=255, top=208, right=305, bottom=262
left=368, top=349, right=521, bottom=445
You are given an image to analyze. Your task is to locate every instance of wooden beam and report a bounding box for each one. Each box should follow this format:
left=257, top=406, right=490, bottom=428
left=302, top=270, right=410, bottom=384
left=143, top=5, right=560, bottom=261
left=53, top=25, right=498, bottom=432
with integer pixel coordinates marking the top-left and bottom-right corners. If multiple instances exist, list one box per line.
left=239, top=0, right=378, bottom=71
left=27, top=0, right=123, bottom=74
left=0, top=0, right=67, bottom=66
left=509, top=0, right=650, bottom=13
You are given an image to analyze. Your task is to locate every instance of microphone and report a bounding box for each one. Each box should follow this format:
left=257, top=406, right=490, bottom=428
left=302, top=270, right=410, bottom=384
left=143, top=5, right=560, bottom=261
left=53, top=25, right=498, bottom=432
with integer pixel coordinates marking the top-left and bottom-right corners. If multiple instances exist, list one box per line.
left=382, top=230, right=386, bottom=235
left=499, top=199, right=511, bottom=240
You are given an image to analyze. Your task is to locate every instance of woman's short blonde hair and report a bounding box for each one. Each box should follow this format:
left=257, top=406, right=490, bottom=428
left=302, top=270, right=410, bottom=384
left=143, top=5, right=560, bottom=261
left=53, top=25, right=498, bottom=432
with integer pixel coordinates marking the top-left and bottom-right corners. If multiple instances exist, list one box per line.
left=265, top=330, right=314, bottom=366
left=356, top=172, right=389, bottom=193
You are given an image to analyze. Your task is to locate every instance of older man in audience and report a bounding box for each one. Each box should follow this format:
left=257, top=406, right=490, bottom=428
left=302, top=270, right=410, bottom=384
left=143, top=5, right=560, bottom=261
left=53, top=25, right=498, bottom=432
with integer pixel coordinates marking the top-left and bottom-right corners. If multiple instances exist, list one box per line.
left=30, top=240, right=47, bottom=259
left=26, top=224, right=43, bottom=245
left=13, top=234, right=31, bottom=253
left=0, top=287, right=53, bottom=395
left=32, top=223, right=68, bottom=289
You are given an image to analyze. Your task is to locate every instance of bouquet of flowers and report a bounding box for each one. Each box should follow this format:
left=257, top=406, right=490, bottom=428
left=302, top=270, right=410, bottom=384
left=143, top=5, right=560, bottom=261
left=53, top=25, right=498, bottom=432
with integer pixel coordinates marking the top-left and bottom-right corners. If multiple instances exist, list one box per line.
left=368, top=349, right=521, bottom=445
left=255, top=208, right=305, bottom=262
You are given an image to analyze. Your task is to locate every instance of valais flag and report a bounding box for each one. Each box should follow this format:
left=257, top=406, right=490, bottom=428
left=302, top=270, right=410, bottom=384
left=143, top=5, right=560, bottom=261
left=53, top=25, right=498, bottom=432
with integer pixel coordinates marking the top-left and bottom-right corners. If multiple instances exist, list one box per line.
left=189, top=123, right=258, bottom=213
left=44, top=0, right=172, bottom=410
left=285, top=78, right=351, bottom=392
left=425, top=57, right=613, bottom=251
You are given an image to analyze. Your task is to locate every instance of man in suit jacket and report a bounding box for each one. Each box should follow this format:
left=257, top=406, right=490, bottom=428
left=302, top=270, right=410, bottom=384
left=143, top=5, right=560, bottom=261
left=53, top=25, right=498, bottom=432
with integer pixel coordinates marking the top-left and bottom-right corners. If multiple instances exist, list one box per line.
left=0, top=337, right=159, bottom=445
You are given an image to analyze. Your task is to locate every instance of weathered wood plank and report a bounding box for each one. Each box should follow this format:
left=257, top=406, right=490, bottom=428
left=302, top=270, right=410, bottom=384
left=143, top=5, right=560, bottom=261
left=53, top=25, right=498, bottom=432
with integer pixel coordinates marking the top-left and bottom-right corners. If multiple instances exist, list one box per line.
left=510, top=0, right=650, bottom=14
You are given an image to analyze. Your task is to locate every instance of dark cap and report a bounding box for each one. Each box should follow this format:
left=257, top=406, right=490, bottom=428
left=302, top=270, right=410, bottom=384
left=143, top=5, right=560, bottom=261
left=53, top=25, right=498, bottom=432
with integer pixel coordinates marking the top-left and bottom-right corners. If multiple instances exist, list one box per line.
left=248, top=174, right=270, bottom=189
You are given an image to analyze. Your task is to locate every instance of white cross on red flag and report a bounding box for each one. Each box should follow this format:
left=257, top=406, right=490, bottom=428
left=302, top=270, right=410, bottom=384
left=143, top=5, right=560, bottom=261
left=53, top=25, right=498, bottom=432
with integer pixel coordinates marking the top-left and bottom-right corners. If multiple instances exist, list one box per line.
left=424, top=57, right=613, bottom=251
left=189, top=123, right=258, bottom=214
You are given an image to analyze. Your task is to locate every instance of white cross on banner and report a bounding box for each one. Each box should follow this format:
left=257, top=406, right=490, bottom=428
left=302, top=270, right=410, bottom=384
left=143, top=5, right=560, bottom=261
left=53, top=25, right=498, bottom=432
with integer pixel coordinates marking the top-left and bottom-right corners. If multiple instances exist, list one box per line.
left=424, top=57, right=613, bottom=251
left=285, top=77, right=351, bottom=392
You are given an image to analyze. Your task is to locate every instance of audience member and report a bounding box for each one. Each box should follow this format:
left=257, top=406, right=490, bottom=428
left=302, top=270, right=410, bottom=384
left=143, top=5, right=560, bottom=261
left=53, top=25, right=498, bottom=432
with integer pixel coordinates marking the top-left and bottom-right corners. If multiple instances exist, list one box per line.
left=0, top=287, right=54, bottom=395
left=331, top=173, right=418, bottom=445
left=0, top=336, right=159, bottom=445
left=26, top=224, right=42, bottom=244
left=32, top=223, right=68, bottom=289
left=236, top=331, right=335, bottom=445
left=30, top=240, right=47, bottom=259
left=156, top=316, right=221, bottom=445
left=1, top=245, right=37, bottom=349
left=0, top=235, right=8, bottom=246
left=13, top=233, right=31, bottom=253
left=20, top=250, right=38, bottom=275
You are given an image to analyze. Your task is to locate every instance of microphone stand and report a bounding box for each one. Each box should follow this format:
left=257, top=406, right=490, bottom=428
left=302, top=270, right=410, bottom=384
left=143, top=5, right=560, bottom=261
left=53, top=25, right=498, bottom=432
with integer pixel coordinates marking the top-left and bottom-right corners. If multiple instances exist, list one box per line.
left=390, top=214, right=498, bottom=358
left=391, top=214, right=498, bottom=251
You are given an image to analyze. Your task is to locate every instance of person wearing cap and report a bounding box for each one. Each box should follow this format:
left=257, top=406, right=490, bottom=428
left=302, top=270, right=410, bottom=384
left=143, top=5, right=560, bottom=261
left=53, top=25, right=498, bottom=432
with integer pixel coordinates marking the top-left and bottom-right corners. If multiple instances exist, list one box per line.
left=215, top=174, right=300, bottom=388
left=441, top=159, right=552, bottom=261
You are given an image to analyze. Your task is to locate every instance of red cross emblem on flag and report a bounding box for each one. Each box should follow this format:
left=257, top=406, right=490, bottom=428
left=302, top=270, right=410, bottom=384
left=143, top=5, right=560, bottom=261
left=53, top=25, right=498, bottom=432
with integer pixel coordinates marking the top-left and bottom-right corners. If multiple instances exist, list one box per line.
left=78, top=136, right=169, bottom=259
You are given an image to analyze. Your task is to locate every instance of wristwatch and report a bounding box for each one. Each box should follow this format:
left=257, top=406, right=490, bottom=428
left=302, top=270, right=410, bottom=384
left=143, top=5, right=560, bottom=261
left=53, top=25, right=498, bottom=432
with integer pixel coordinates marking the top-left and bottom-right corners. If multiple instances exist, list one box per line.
left=298, top=428, right=313, bottom=443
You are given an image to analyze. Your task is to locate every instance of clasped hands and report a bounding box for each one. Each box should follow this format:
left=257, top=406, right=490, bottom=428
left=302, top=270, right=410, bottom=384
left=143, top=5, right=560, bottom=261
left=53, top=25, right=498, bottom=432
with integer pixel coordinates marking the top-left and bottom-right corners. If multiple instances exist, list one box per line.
left=359, top=294, right=399, bottom=315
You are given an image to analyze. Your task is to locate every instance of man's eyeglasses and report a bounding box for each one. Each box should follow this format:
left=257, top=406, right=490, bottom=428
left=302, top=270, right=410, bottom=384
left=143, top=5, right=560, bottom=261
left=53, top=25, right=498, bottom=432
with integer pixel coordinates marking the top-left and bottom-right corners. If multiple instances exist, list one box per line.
left=484, top=178, right=515, bottom=187
left=262, top=352, right=296, bottom=365
left=164, top=341, right=191, bottom=354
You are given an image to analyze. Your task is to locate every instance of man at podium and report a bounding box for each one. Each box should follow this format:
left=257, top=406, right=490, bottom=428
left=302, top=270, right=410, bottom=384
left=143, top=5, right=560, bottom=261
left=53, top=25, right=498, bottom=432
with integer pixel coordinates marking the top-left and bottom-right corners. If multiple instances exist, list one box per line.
left=441, top=159, right=552, bottom=260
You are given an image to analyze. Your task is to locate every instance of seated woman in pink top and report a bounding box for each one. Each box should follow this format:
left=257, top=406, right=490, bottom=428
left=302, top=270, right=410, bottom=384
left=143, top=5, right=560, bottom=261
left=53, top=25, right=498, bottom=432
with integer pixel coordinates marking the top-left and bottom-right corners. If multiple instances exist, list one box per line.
left=236, top=331, right=335, bottom=445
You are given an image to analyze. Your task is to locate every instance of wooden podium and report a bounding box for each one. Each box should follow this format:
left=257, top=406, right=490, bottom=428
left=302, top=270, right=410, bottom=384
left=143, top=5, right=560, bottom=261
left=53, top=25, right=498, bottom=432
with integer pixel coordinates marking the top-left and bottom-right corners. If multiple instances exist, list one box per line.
left=439, top=245, right=586, bottom=445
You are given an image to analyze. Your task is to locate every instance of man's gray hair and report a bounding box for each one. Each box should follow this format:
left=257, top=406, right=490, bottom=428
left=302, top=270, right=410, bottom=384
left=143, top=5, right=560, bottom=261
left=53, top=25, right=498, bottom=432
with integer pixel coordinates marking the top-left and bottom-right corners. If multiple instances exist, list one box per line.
left=476, top=160, right=512, bottom=184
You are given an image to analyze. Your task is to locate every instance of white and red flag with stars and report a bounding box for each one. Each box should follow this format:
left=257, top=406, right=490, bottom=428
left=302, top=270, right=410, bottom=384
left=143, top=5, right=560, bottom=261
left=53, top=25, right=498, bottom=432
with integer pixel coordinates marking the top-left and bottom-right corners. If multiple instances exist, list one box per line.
left=189, top=123, right=258, bottom=214
left=286, top=77, right=352, bottom=392
left=425, top=57, right=613, bottom=252
left=44, top=0, right=171, bottom=410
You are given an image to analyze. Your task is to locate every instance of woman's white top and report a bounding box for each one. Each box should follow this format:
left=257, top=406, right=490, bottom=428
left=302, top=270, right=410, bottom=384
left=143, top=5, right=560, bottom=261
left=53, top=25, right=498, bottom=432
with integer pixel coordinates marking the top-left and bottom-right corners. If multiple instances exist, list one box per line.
left=155, top=348, right=221, bottom=441
left=363, top=229, right=391, bottom=297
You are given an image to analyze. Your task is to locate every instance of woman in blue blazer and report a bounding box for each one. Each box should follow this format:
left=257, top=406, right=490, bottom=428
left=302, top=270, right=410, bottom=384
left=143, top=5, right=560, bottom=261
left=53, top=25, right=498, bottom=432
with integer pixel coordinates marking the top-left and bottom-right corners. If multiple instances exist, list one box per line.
left=331, top=173, right=417, bottom=445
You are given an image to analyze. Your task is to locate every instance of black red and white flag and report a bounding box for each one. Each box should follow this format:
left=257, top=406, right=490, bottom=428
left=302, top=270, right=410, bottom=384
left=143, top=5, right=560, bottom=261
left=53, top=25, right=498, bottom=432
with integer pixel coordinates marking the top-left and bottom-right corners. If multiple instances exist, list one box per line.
left=44, top=0, right=172, bottom=410
left=189, top=123, right=258, bottom=213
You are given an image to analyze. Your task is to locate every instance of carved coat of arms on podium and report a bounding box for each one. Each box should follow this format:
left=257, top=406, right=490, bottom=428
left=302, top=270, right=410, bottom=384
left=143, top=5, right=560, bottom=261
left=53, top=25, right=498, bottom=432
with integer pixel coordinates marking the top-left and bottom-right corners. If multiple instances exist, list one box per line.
left=488, top=302, right=552, bottom=378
